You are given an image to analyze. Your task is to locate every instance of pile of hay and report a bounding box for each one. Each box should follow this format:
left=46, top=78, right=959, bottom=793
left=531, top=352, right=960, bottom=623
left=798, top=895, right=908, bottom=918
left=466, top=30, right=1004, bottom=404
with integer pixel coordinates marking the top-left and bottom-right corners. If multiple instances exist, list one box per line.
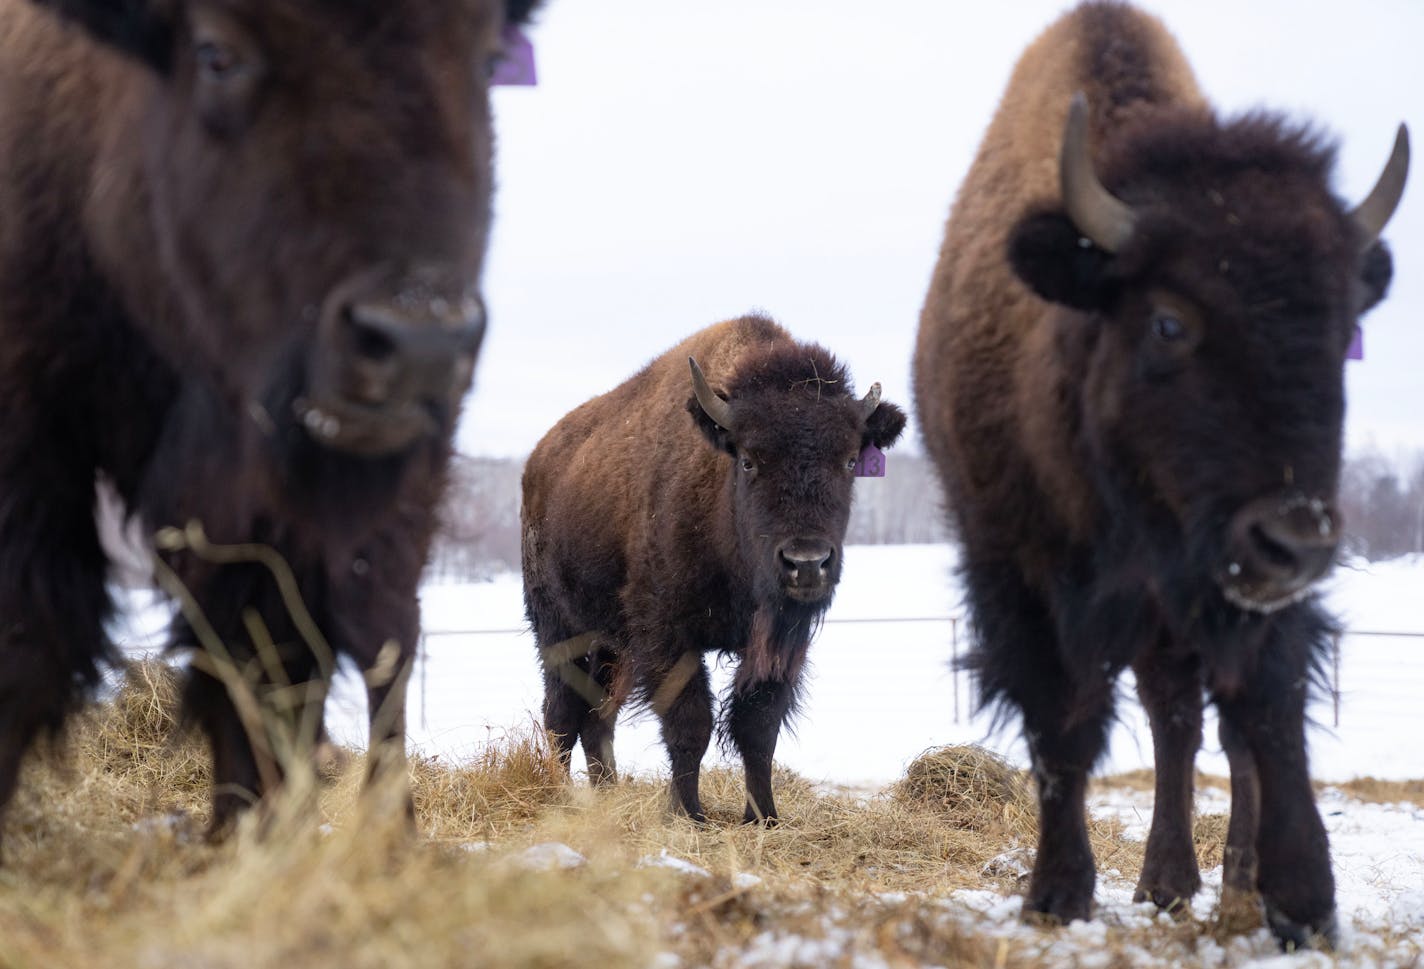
left=893, top=744, right=1035, bottom=834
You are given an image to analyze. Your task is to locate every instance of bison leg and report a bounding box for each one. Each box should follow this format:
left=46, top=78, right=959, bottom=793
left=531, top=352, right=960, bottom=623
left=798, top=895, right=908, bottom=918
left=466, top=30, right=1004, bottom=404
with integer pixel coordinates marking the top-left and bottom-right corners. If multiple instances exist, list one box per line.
left=0, top=646, right=99, bottom=857
left=1214, top=618, right=1335, bottom=950
left=0, top=451, right=114, bottom=856
left=1131, top=645, right=1204, bottom=913
left=173, top=559, right=336, bottom=837
left=365, top=656, right=414, bottom=823
left=1022, top=710, right=1110, bottom=924
left=538, top=633, right=620, bottom=784
left=967, top=562, right=1110, bottom=924
left=727, top=678, right=796, bottom=824
left=1217, top=714, right=1264, bottom=931
left=184, top=664, right=269, bottom=838
left=578, top=645, right=620, bottom=786
left=651, top=654, right=713, bottom=823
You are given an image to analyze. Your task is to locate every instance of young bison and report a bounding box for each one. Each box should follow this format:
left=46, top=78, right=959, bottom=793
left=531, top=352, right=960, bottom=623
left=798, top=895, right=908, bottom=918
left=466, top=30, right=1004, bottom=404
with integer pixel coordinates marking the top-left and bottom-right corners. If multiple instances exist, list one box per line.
left=913, top=0, right=1406, bottom=948
left=522, top=315, right=906, bottom=822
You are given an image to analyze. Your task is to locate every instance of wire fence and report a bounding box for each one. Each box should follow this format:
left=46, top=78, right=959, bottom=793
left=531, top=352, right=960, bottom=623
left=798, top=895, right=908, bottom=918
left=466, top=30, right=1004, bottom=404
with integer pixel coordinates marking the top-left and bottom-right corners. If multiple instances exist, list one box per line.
left=416, top=618, right=1424, bottom=729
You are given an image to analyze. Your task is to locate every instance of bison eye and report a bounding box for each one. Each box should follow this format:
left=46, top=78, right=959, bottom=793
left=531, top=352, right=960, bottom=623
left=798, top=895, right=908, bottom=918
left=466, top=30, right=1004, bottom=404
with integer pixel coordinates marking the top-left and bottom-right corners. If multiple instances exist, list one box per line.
left=1152, top=313, right=1187, bottom=343
left=196, top=41, right=244, bottom=81
left=740, top=456, right=756, bottom=473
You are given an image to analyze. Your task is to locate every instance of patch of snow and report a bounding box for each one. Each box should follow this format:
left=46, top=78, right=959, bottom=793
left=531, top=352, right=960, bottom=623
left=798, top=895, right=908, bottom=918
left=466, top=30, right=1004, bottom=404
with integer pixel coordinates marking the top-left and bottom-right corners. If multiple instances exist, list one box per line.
left=637, top=849, right=711, bottom=878
left=981, top=847, right=1034, bottom=879
left=513, top=841, right=585, bottom=870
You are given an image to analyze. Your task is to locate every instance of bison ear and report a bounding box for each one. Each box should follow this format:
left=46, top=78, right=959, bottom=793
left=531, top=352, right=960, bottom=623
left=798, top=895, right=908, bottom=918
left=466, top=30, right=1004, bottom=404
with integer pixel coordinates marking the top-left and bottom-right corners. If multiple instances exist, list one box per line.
left=864, top=401, right=907, bottom=450
left=1356, top=239, right=1394, bottom=315
left=505, top=0, right=545, bottom=27
left=1008, top=211, right=1116, bottom=311
left=29, top=0, right=175, bottom=71
left=686, top=396, right=736, bottom=455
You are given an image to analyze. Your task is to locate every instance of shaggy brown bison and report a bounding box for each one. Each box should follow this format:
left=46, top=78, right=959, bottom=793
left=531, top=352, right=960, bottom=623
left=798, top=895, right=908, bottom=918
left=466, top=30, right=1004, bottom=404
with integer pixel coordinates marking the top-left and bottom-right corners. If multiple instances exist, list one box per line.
left=0, top=0, right=543, bottom=845
left=912, top=0, right=1407, bottom=949
left=522, top=315, right=905, bottom=823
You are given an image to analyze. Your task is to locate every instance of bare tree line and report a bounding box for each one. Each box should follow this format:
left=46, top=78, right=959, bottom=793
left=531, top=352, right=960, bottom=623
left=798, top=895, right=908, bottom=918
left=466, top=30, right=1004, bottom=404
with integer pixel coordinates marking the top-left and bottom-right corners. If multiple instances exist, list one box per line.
left=1338, top=448, right=1424, bottom=561
left=427, top=452, right=953, bottom=581
left=428, top=448, right=1424, bottom=581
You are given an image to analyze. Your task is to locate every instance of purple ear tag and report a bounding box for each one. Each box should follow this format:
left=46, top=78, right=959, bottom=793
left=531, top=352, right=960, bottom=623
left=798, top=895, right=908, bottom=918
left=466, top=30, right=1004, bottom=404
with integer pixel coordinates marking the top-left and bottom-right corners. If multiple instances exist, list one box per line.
left=1347, top=325, right=1363, bottom=361
left=492, top=26, right=537, bottom=87
left=854, top=444, right=886, bottom=478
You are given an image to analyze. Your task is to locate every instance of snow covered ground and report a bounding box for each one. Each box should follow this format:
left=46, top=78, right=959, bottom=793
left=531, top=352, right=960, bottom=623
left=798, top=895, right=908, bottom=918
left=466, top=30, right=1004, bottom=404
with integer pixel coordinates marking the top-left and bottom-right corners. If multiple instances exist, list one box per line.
left=110, top=545, right=1424, bottom=965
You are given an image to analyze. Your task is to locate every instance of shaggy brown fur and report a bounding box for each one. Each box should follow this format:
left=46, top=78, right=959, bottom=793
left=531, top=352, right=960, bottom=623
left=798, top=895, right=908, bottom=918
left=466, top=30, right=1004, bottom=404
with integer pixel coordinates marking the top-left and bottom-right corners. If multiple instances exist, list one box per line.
left=0, top=0, right=542, bottom=848
left=522, top=315, right=905, bottom=824
left=913, top=0, right=1403, bottom=951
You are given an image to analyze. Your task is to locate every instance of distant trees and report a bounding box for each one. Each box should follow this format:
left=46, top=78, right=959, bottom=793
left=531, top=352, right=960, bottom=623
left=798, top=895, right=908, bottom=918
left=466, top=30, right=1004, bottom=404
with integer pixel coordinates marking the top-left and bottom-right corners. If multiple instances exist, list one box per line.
left=429, top=452, right=952, bottom=581
left=845, top=452, right=953, bottom=545
left=429, top=448, right=1423, bottom=581
left=427, top=456, right=525, bottom=581
left=1338, top=449, right=1424, bottom=561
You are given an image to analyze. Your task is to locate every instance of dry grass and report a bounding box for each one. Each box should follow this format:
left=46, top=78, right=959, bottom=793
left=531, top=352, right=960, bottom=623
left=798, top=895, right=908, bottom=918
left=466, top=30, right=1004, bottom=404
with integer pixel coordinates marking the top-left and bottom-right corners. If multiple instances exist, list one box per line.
left=1322, top=776, right=1424, bottom=807
left=0, top=662, right=1418, bottom=969
left=1097, top=768, right=1232, bottom=796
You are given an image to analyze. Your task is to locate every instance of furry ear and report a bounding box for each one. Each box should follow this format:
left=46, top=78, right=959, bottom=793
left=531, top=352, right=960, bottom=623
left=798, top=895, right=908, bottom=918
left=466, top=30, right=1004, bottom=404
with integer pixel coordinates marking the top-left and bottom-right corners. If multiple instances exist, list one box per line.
left=1007, top=211, right=1117, bottom=310
left=29, top=0, right=175, bottom=71
left=686, top=396, right=736, bottom=455
left=864, top=400, right=907, bottom=450
left=1356, top=239, right=1394, bottom=315
left=505, top=0, right=545, bottom=27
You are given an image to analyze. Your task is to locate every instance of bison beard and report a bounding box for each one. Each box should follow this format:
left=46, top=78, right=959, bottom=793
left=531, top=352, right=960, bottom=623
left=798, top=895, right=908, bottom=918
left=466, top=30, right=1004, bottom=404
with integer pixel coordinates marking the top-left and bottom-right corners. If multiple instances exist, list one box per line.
left=522, top=315, right=906, bottom=824
left=913, top=0, right=1406, bottom=951
left=0, top=0, right=543, bottom=849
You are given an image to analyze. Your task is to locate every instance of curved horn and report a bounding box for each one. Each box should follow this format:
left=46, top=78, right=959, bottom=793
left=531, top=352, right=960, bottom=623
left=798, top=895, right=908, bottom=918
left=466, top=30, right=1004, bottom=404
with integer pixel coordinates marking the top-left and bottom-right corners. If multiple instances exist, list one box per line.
left=688, top=357, right=734, bottom=431
left=1060, top=92, right=1137, bottom=253
left=860, top=382, right=882, bottom=420
left=1350, top=124, right=1410, bottom=242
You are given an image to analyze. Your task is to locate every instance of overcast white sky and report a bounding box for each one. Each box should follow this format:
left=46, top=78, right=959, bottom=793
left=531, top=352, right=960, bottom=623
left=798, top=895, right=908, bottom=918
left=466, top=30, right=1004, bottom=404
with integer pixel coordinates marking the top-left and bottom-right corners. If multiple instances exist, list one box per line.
left=466, top=0, right=1422, bottom=464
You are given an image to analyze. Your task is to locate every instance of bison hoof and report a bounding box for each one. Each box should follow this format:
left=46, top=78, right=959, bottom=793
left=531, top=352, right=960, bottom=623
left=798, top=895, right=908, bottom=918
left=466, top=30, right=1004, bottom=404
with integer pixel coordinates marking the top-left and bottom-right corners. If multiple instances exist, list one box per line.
left=1265, top=904, right=1338, bottom=952
left=1132, top=875, right=1199, bottom=918
left=1215, top=885, right=1265, bottom=937
left=1022, top=887, right=1093, bottom=927
left=741, top=810, right=779, bottom=827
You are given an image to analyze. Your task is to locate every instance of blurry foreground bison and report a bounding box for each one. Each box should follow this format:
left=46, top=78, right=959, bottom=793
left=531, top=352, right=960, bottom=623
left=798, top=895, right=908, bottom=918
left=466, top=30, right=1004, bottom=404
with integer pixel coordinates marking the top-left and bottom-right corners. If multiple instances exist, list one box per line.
left=913, top=0, right=1407, bottom=948
left=522, top=316, right=905, bottom=822
left=0, top=0, right=542, bottom=845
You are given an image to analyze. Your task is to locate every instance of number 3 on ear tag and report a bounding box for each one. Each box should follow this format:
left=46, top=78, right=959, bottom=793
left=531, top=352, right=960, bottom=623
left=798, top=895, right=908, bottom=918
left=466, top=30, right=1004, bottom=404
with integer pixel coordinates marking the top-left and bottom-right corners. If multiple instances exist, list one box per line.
left=854, top=444, right=885, bottom=478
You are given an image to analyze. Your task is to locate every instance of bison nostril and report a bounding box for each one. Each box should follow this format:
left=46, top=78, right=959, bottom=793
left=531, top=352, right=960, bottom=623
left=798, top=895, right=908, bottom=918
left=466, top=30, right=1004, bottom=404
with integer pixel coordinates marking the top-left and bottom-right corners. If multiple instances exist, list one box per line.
left=1248, top=523, right=1299, bottom=573
left=344, top=306, right=401, bottom=363
left=778, top=545, right=834, bottom=582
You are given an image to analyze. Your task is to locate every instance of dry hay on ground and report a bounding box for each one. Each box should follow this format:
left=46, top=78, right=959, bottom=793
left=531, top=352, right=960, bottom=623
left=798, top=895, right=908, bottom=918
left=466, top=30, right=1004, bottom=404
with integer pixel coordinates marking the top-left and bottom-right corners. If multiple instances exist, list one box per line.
left=2, top=661, right=1417, bottom=968
left=1326, top=776, right=1424, bottom=808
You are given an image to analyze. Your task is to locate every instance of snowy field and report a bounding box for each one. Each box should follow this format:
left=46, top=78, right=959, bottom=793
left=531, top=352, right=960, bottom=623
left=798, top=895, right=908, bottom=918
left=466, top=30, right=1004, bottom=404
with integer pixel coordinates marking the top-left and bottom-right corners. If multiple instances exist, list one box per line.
left=110, top=545, right=1424, bottom=966
left=112, top=543, right=1417, bottom=788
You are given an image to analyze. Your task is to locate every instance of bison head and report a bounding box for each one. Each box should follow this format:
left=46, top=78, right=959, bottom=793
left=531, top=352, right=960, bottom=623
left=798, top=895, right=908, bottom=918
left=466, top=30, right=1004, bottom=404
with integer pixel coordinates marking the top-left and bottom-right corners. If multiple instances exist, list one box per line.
left=38, top=0, right=543, bottom=458
left=1008, top=94, right=1408, bottom=614
left=686, top=346, right=906, bottom=606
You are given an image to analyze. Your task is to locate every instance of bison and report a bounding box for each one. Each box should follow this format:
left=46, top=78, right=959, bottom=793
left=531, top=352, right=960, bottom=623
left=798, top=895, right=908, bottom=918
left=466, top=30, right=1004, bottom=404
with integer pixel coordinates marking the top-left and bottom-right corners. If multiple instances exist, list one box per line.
left=912, top=0, right=1407, bottom=949
left=521, top=315, right=905, bottom=822
left=0, top=0, right=543, bottom=846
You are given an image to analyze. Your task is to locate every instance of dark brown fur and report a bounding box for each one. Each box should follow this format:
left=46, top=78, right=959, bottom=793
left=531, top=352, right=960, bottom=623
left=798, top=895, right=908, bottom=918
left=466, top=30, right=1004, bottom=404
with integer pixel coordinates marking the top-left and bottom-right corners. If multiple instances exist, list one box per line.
left=522, top=315, right=905, bottom=822
left=913, top=0, right=1399, bottom=949
left=0, top=0, right=541, bottom=846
